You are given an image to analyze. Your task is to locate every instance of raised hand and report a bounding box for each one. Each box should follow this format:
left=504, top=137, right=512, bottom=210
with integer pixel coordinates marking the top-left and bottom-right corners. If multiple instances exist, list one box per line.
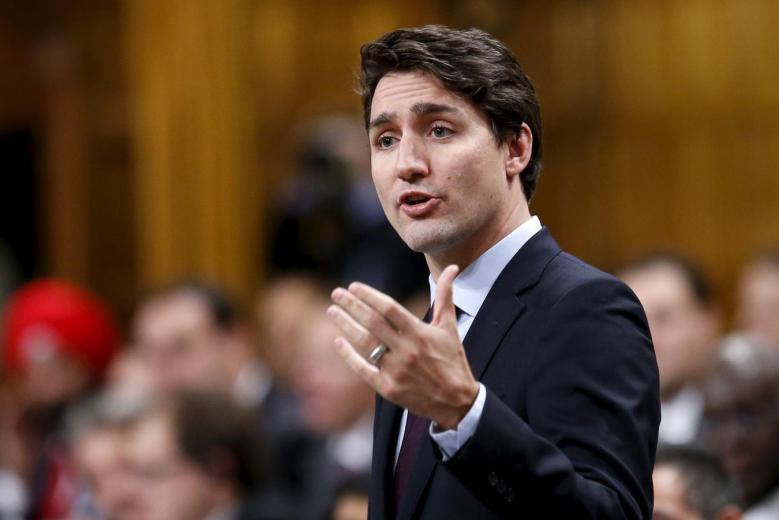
left=327, top=264, right=479, bottom=429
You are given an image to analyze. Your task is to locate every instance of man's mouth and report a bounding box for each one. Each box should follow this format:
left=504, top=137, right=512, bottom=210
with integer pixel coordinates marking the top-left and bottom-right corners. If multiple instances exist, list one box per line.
left=403, top=193, right=431, bottom=205
left=399, top=191, right=440, bottom=217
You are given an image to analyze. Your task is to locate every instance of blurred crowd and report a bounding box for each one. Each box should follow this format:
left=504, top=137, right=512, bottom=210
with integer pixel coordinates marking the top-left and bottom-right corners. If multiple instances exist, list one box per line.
left=0, top=116, right=427, bottom=520
left=619, top=250, right=779, bottom=520
left=0, top=114, right=778, bottom=520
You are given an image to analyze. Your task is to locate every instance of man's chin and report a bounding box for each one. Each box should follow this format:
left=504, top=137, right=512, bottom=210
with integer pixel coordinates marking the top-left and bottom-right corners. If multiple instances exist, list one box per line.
left=401, top=230, right=461, bottom=255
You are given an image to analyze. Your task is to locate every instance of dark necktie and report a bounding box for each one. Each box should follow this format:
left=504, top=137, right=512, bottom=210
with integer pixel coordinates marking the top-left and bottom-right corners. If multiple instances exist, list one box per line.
left=393, top=304, right=464, bottom=512
left=393, top=409, right=427, bottom=512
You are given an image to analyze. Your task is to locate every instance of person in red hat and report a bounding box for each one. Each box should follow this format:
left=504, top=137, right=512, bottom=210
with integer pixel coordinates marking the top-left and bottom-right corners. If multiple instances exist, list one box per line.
left=1, top=278, right=119, bottom=520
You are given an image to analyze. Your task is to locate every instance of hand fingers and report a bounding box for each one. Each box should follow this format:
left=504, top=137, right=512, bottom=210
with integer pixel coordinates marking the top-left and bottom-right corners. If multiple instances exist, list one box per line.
left=347, top=282, right=422, bottom=334
left=433, top=264, right=460, bottom=327
left=333, top=337, right=381, bottom=389
left=331, top=287, right=400, bottom=349
left=327, top=304, right=379, bottom=356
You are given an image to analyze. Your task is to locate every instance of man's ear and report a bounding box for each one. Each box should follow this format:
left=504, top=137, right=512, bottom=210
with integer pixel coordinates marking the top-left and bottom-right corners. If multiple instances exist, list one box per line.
left=505, top=123, right=533, bottom=179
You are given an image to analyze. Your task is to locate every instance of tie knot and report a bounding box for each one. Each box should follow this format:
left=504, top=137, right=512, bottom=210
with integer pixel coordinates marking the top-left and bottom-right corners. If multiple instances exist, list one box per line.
left=425, top=303, right=465, bottom=323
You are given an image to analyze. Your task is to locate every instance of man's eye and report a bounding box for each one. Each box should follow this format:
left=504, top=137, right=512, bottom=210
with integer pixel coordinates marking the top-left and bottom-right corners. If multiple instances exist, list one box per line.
left=378, top=136, right=395, bottom=148
left=431, top=126, right=452, bottom=138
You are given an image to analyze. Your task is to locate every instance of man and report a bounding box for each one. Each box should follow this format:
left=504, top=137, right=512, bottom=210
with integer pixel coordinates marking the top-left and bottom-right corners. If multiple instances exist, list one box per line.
left=124, top=390, right=278, bottom=520
left=2, top=278, right=119, bottom=519
left=290, top=298, right=374, bottom=518
left=619, top=254, right=721, bottom=444
left=132, top=280, right=308, bottom=513
left=255, top=274, right=330, bottom=384
left=67, top=392, right=145, bottom=520
left=653, top=445, right=742, bottom=520
left=734, top=250, right=779, bottom=346
left=699, top=335, right=779, bottom=520
left=327, top=25, right=660, bottom=518
left=133, top=280, right=262, bottom=399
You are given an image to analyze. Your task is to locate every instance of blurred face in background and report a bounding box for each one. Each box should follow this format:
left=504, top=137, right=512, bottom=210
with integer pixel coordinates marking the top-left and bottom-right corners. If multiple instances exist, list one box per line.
left=700, top=362, right=779, bottom=507
left=133, top=293, right=231, bottom=394
left=736, top=260, right=779, bottom=346
left=652, top=464, right=702, bottom=520
left=291, top=310, right=373, bottom=434
left=621, top=263, right=719, bottom=398
left=72, top=425, right=142, bottom=520
left=14, top=352, right=89, bottom=411
left=125, top=411, right=221, bottom=520
left=256, top=276, right=322, bottom=383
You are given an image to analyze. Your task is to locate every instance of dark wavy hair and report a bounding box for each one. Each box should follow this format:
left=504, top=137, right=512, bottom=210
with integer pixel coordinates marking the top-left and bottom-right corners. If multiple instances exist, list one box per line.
left=359, top=25, right=543, bottom=202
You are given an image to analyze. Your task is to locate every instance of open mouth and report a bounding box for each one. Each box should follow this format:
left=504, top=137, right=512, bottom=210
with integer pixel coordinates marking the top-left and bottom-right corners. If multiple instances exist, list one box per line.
left=404, top=193, right=431, bottom=205
left=398, top=191, right=440, bottom=217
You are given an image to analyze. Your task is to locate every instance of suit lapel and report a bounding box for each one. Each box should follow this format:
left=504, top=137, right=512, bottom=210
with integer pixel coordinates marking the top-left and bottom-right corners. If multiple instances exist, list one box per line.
left=463, top=228, right=561, bottom=378
left=394, top=228, right=562, bottom=518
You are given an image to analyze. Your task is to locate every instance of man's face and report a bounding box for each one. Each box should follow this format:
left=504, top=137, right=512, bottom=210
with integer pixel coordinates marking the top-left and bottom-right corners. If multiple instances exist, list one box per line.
left=73, top=427, right=142, bottom=520
left=133, top=294, right=228, bottom=393
left=125, top=412, right=219, bottom=520
left=15, top=353, right=89, bottom=410
left=368, top=71, right=524, bottom=263
left=736, top=262, right=779, bottom=345
left=701, top=366, right=779, bottom=506
left=652, top=465, right=701, bottom=520
left=291, top=312, right=373, bottom=434
left=621, top=264, right=718, bottom=396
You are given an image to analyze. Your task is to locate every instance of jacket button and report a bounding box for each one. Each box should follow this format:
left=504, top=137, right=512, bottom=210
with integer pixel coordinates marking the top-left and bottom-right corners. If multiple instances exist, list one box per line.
left=488, top=472, right=498, bottom=486
left=496, top=480, right=507, bottom=494
left=506, top=488, right=515, bottom=503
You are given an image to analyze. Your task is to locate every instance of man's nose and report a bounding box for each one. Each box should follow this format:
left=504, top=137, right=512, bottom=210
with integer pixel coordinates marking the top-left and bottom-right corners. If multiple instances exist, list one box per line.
left=395, top=135, right=429, bottom=180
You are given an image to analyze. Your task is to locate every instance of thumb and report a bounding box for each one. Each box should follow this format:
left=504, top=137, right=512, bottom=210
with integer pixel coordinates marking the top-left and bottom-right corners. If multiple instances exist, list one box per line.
left=432, top=264, right=459, bottom=328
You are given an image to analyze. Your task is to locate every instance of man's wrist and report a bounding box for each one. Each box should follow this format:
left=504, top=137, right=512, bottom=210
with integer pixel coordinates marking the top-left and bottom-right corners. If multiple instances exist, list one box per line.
left=438, top=380, right=480, bottom=430
left=430, top=383, right=487, bottom=460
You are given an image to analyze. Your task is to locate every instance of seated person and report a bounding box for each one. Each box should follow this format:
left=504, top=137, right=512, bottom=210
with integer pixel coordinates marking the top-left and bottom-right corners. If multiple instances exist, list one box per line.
left=700, top=335, right=779, bottom=520
left=735, top=250, right=779, bottom=347
left=619, top=254, right=721, bottom=444
left=124, top=389, right=291, bottom=520
left=653, top=444, right=742, bottom=520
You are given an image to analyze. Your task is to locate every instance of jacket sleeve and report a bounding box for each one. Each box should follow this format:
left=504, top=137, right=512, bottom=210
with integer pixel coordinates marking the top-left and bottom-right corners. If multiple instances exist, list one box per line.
left=442, top=278, right=660, bottom=519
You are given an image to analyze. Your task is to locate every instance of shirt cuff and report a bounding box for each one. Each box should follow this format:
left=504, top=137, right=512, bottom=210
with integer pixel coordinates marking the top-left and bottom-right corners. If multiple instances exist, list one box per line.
left=429, top=383, right=486, bottom=461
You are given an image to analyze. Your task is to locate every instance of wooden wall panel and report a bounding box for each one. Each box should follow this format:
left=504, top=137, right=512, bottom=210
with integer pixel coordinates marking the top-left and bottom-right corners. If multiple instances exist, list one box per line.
left=5, top=0, right=774, bottom=322
left=517, top=0, right=779, bottom=316
left=124, top=0, right=260, bottom=305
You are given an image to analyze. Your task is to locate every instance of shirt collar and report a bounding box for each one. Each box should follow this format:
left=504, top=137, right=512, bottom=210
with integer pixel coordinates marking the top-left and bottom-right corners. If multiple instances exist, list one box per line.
left=429, top=216, right=542, bottom=318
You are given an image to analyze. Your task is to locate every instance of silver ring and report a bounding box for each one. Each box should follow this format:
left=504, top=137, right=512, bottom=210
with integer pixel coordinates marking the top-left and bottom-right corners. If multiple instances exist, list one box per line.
left=368, top=344, right=389, bottom=366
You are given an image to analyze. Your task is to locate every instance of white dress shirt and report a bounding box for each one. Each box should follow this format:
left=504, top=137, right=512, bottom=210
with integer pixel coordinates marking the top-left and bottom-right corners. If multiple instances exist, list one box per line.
left=745, top=486, right=779, bottom=520
left=658, top=384, right=703, bottom=445
left=394, top=216, right=542, bottom=465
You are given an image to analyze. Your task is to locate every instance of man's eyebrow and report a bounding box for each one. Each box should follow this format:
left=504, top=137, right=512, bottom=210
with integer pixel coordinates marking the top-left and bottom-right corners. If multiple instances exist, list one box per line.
left=369, top=112, right=395, bottom=129
left=369, top=103, right=461, bottom=130
left=410, top=102, right=461, bottom=116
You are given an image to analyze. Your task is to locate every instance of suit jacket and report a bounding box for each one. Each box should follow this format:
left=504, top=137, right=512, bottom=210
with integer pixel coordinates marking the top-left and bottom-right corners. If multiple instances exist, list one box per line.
left=368, top=228, right=660, bottom=519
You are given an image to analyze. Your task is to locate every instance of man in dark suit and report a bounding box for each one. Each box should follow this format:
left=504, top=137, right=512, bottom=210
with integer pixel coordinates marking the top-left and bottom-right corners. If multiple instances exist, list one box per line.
left=327, top=25, right=660, bottom=519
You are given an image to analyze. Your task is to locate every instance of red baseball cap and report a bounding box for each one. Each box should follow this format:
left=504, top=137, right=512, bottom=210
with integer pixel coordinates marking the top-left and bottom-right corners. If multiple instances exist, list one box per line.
left=2, top=279, right=119, bottom=379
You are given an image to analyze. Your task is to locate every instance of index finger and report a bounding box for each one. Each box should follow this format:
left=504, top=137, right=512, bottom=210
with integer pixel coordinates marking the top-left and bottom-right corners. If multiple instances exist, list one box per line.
left=348, top=282, right=423, bottom=334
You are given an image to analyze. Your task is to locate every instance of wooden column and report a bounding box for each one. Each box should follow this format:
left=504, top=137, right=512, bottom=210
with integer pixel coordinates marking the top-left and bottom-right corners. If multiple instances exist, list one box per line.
left=123, top=0, right=260, bottom=303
